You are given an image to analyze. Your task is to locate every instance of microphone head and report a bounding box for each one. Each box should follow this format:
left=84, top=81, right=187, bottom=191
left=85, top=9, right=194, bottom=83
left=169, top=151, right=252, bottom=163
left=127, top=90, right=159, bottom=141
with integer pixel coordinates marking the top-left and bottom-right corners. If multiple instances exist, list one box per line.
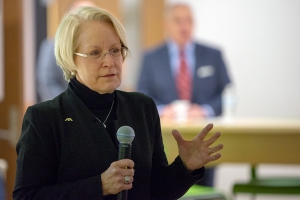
left=116, top=126, right=135, bottom=144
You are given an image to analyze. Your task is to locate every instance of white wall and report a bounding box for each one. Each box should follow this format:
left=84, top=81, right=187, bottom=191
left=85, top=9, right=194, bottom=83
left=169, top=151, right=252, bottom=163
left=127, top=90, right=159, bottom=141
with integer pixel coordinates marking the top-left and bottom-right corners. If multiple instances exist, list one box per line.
left=192, top=0, right=300, bottom=118
left=165, top=0, right=300, bottom=118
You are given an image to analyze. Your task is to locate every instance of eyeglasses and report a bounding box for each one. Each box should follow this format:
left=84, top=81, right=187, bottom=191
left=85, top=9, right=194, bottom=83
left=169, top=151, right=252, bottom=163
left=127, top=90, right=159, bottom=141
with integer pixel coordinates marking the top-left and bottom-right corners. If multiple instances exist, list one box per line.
left=74, top=46, right=129, bottom=60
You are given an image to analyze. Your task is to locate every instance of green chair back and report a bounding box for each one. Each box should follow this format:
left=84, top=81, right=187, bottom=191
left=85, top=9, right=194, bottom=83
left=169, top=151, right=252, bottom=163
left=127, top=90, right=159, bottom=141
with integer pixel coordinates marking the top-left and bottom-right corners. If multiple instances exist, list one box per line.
left=180, top=184, right=227, bottom=200
left=232, top=165, right=300, bottom=198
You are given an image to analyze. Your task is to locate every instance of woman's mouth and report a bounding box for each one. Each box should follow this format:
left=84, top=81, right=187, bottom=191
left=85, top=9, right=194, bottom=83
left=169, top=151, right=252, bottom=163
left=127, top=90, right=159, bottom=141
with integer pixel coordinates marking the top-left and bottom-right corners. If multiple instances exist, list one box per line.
left=102, top=73, right=115, bottom=77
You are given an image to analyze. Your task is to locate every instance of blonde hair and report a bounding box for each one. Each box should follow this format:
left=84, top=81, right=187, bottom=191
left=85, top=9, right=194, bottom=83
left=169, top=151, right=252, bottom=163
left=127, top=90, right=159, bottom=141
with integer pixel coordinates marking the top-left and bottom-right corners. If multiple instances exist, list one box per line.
left=54, top=6, right=128, bottom=81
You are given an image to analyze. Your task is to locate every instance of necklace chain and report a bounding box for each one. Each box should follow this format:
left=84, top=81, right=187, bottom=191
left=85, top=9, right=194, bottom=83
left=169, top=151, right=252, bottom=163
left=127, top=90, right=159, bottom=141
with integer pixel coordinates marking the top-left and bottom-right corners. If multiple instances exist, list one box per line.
left=95, top=100, right=114, bottom=128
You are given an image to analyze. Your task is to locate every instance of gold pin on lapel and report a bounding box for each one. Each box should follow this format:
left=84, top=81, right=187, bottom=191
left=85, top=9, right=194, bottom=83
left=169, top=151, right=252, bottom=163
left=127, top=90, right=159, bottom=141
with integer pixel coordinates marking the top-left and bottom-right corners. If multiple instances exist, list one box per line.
left=65, top=118, right=73, bottom=121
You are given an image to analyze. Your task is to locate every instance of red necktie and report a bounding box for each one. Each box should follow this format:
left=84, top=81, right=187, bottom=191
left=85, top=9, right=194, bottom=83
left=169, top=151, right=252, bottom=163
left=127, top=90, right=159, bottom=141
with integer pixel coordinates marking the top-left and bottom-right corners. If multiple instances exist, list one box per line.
left=176, top=50, right=191, bottom=100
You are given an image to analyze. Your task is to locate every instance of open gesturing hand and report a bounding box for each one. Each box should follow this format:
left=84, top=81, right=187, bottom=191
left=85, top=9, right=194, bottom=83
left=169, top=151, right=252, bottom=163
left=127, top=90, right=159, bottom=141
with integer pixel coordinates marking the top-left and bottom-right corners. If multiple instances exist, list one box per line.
left=172, top=123, right=223, bottom=171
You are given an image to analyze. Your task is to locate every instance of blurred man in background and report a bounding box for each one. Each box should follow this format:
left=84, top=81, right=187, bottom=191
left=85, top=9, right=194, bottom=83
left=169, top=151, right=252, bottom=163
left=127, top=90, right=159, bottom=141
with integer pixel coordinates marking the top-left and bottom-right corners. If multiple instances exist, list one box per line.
left=36, top=0, right=96, bottom=102
left=137, top=2, right=231, bottom=122
left=137, top=2, right=231, bottom=186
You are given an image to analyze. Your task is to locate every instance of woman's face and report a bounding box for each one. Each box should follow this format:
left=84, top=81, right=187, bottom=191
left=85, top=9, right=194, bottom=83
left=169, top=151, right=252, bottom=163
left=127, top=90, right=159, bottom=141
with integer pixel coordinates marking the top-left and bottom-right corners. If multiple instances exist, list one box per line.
left=74, top=21, right=123, bottom=94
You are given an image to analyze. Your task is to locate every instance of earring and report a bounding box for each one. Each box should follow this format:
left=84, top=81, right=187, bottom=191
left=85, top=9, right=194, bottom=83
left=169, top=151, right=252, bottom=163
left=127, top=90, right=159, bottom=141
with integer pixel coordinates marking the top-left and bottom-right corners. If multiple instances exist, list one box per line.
left=71, top=71, right=76, bottom=76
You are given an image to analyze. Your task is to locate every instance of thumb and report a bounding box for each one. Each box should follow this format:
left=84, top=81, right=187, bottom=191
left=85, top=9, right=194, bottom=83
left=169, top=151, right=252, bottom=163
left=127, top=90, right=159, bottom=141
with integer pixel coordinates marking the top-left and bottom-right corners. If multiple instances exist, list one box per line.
left=172, top=129, right=185, bottom=146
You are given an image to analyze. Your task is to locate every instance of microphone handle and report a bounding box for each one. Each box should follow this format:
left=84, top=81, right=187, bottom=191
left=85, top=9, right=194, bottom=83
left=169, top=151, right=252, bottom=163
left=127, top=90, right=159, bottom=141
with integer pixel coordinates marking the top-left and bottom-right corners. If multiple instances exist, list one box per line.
left=117, top=143, right=132, bottom=200
left=118, top=143, right=132, bottom=160
left=117, top=190, right=128, bottom=200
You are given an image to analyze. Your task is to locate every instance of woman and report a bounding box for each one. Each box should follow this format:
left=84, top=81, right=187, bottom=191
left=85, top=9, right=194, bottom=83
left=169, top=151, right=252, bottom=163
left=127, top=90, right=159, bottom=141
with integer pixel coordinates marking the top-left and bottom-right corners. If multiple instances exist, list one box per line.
left=13, top=6, right=223, bottom=200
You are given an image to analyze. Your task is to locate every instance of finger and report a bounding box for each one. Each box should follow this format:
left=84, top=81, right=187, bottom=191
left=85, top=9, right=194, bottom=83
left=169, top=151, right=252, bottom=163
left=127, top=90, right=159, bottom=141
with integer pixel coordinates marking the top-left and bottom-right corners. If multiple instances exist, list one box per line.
left=117, top=159, right=134, bottom=169
left=196, top=123, right=213, bottom=141
left=125, top=176, right=134, bottom=184
left=172, top=129, right=185, bottom=146
left=208, top=153, right=222, bottom=162
left=121, top=175, right=134, bottom=189
left=205, top=131, right=221, bottom=146
left=119, top=176, right=133, bottom=191
left=123, top=184, right=133, bottom=191
left=121, top=168, right=135, bottom=177
left=124, top=175, right=133, bottom=185
left=209, top=144, right=224, bottom=155
left=117, top=174, right=133, bottom=185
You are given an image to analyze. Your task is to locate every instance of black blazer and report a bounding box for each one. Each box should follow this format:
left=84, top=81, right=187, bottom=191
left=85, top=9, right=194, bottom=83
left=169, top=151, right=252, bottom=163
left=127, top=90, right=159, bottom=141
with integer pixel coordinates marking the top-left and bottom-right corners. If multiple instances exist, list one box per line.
left=14, top=86, right=204, bottom=200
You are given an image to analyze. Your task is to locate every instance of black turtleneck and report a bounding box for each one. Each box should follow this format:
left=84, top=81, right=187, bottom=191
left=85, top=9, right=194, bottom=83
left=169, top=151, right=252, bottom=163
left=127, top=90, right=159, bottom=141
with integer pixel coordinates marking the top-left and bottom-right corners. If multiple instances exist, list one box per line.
left=69, top=78, right=118, bottom=146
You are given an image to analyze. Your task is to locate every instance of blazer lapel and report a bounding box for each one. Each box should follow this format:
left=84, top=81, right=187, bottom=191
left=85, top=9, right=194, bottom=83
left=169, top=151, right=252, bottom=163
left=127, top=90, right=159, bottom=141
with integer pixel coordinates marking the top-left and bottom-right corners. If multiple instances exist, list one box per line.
left=64, top=87, right=118, bottom=160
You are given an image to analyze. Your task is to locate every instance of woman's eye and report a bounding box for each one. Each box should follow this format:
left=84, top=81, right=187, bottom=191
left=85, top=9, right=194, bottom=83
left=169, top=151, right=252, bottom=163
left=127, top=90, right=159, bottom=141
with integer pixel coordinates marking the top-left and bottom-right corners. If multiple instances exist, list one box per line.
left=89, top=51, right=100, bottom=56
left=111, top=48, right=120, bottom=54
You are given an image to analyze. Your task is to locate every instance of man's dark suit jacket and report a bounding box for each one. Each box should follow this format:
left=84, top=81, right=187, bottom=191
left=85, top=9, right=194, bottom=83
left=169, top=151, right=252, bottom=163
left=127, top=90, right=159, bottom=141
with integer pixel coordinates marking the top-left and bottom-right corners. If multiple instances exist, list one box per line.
left=138, top=42, right=231, bottom=116
left=13, top=86, right=204, bottom=200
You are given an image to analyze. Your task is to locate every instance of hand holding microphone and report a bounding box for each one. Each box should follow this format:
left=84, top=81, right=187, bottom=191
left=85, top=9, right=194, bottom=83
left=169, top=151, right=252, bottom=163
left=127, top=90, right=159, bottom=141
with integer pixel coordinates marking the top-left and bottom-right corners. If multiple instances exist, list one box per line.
left=100, top=126, right=135, bottom=198
left=116, top=126, right=135, bottom=200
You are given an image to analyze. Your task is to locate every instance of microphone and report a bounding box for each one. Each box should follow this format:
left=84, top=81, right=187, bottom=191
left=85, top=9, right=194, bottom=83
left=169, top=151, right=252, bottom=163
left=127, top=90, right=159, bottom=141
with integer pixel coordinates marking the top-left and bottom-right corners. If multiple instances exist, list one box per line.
left=116, top=126, right=135, bottom=200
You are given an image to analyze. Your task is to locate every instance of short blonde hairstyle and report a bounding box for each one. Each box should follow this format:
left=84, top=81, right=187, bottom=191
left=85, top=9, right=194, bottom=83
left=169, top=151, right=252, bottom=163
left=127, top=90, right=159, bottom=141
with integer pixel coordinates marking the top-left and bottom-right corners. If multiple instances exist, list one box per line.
left=54, top=6, right=129, bottom=81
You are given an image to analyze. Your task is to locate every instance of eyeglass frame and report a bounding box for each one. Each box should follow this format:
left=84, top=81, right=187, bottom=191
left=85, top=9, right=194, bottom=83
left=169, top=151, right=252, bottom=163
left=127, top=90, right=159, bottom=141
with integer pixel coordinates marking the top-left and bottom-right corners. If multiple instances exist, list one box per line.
left=73, top=46, right=129, bottom=60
